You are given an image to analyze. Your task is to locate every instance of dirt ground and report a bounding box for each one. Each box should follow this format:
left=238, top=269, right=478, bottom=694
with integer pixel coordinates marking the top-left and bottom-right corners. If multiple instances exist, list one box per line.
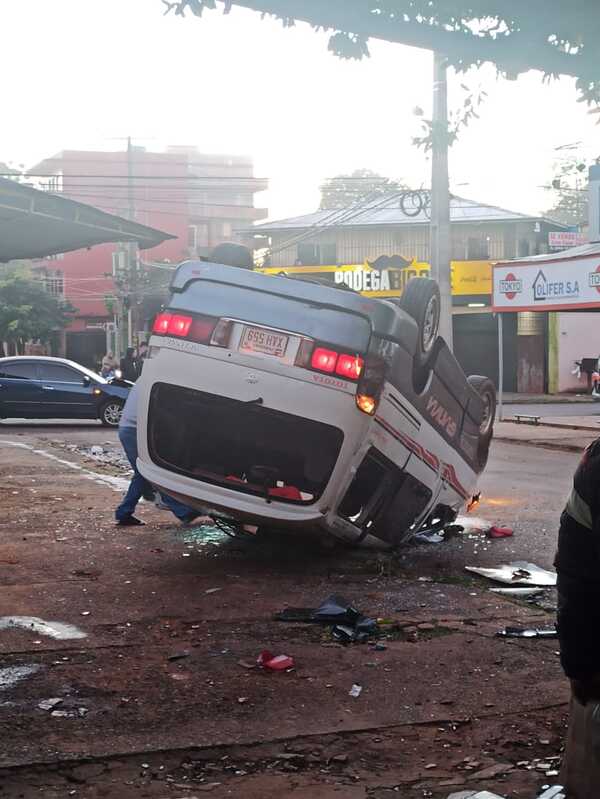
left=0, top=424, right=572, bottom=799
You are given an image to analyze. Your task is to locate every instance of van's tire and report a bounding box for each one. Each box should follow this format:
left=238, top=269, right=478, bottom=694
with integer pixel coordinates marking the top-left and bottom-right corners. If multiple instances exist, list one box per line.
left=99, top=399, right=124, bottom=427
left=467, top=375, right=496, bottom=470
left=401, top=278, right=441, bottom=371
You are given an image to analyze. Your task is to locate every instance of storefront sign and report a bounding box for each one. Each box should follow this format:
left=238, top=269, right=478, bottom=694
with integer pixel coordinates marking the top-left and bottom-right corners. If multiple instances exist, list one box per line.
left=259, top=260, right=492, bottom=299
left=493, top=256, right=600, bottom=311
left=548, top=231, right=587, bottom=250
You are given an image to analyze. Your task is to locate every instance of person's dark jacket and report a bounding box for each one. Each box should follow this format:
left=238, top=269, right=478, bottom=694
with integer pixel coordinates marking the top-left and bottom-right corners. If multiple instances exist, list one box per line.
left=120, top=353, right=137, bottom=382
left=555, top=437, right=600, bottom=680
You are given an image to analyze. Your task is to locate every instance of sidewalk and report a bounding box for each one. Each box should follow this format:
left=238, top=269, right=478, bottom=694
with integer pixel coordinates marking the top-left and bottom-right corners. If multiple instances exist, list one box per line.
left=503, top=393, right=592, bottom=404
left=494, top=419, right=598, bottom=452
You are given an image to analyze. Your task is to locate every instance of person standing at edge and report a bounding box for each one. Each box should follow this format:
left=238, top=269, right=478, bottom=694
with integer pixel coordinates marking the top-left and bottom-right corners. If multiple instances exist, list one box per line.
left=115, top=381, right=202, bottom=526
left=120, top=347, right=137, bottom=382
left=555, top=437, right=600, bottom=796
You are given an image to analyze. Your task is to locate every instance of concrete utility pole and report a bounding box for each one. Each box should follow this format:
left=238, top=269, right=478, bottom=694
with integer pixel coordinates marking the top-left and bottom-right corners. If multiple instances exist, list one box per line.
left=126, top=136, right=139, bottom=348
left=429, top=53, right=453, bottom=349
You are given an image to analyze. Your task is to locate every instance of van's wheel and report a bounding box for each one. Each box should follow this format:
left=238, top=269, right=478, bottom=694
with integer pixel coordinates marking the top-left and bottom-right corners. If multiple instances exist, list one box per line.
left=467, top=375, right=496, bottom=469
left=401, top=277, right=441, bottom=370
left=100, top=399, right=124, bottom=427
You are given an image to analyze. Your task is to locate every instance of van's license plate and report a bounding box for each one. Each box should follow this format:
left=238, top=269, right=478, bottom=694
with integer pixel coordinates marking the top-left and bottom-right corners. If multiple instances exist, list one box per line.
left=239, top=326, right=289, bottom=358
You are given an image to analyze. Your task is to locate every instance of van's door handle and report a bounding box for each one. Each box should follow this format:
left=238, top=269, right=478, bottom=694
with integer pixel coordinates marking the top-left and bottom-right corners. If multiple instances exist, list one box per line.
left=42, top=386, right=55, bottom=390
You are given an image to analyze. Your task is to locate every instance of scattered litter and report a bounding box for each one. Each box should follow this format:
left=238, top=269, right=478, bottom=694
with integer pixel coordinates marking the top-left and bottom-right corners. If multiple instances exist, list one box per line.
left=496, top=626, right=557, bottom=639
left=257, top=651, right=295, bottom=671
left=38, top=698, right=62, bottom=711
left=237, top=659, right=257, bottom=670
left=487, top=526, right=514, bottom=539
left=418, top=576, right=433, bottom=582
left=465, top=561, right=557, bottom=587
left=168, top=651, right=190, bottom=662
left=447, top=792, right=508, bottom=799
left=0, top=665, right=41, bottom=691
left=275, top=594, right=378, bottom=643
left=537, top=788, right=565, bottom=799
left=90, top=445, right=104, bottom=456
left=490, top=587, right=544, bottom=598
left=349, top=683, right=363, bottom=698
left=237, top=696, right=248, bottom=704
left=456, top=515, right=492, bottom=534
left=0, top=617, right=87, bottom=640
left=51, top=710, right=71, bottom=718
left=414, top=530, right=445, bottom=544
left=80, top=611, right=91, bottom=617
left=205, top=588, right=222, bottom=594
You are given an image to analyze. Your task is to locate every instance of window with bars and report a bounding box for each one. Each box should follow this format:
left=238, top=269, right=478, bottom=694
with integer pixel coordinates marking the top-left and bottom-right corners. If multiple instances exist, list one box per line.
left=38, top=271, right=65, bottom=299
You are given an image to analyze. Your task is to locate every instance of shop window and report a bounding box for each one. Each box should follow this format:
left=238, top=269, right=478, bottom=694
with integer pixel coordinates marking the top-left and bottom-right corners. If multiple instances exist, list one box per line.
left=467, top=237, right=490, bottom=260
left=518, top=238, right=531, bottom=257
left=296, top=243, right=337, bottom=265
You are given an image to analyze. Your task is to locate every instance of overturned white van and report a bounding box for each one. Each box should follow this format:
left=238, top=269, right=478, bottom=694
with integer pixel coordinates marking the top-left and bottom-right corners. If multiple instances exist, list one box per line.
left=136, top=262, right=495, bottom=546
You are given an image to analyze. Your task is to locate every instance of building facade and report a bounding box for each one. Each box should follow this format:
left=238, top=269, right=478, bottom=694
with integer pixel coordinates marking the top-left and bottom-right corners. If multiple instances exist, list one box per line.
left=27, top=147, right=267, bottom=368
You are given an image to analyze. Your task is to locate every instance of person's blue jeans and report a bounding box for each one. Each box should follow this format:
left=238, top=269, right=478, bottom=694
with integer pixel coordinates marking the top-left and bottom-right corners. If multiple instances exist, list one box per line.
left=115, top=425, right=195, bottom=522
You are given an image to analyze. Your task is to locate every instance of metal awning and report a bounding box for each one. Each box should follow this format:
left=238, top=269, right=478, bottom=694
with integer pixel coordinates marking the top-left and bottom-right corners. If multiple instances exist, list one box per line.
left=0, top=177, right=176, bottom=262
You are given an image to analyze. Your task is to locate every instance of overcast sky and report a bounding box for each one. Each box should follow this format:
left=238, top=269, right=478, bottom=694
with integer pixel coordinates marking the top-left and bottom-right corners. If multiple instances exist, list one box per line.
left=2, top=0, right=598, bottom=225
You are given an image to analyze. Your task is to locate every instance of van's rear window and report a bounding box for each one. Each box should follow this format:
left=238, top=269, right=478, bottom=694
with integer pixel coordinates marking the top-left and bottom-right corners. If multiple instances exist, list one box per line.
left=148, top=383, right=344, bottom=505
left=169, top=280, right=371, bottom=352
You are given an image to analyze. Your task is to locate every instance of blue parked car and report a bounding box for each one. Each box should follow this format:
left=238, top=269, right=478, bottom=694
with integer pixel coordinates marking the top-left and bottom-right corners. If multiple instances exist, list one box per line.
left=0, top=356, right=132, bottom=427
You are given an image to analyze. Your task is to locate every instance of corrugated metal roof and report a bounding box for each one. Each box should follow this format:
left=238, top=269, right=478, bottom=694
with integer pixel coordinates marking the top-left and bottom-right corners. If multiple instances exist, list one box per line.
left=0, top=177, right=175, bottom=262
left=253, top=193, right=567, bottom=232
left=496, top=240, right=600, bottom=265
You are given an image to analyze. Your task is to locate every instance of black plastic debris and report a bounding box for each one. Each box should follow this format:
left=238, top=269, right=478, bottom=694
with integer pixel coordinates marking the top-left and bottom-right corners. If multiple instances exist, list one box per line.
left=276, top=595, right=378, bottom=643
left=496, top=626, right=557, bottom=639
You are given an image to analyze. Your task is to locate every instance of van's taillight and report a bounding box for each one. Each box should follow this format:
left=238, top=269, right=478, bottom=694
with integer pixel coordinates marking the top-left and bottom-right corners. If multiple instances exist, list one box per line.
left=356, top=355, right=385, bottom=415
left=153, top=312, right=172, bottom=335
left=311, top=347, right=364, bottom=380
left=189, top=316, right=217, bottom=343
left=336, top=354, right=364, bottom=380
left=311, top=348, right=337, bottom=373
left=152, top=311, right=217, bottom=343
left=170, top=314, right=193, bottom=337
left=356, top=394, right=377, bottom=415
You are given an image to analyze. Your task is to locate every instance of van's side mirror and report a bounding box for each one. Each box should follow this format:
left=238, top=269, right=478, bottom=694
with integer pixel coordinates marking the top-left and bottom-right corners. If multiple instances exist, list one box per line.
left=82, top=375, right=91, bottom=387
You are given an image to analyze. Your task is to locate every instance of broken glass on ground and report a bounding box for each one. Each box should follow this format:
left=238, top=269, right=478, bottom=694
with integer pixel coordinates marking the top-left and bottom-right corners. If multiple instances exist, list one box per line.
left=496, top=626, right=557, bottom=639
left=447, top=791, right=508, bottom=799
left=465, top=561, right=557, bottom=587
left=490, top=587, right=545, bottom=597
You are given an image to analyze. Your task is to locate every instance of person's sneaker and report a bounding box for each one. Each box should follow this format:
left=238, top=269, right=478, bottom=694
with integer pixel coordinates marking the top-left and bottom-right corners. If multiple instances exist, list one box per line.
left=117, top=515, right=145, bottom=527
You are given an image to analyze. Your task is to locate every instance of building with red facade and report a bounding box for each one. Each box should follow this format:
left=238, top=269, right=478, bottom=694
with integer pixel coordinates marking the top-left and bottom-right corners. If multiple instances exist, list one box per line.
left=28, top=146, right=267, bottom=367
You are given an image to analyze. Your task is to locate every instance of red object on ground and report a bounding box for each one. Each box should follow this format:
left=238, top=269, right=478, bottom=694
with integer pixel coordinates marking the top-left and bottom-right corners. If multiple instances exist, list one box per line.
left=257, top=651, right=295, bottom=671
left=487, top=526, right=514, bottom=539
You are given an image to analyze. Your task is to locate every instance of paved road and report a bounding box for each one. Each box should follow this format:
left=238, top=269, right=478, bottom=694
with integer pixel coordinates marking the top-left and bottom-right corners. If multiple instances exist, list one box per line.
left=0, top=426, right=574, bottom=798
left=503, top=400, right=600, bottom=418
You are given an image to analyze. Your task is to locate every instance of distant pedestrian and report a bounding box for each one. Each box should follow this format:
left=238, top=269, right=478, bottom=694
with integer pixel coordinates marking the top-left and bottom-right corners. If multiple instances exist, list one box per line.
left=115, top=382, right=202, bottom=526
left=136, top=341, right=149, bottom=378
left=556, top=438, right=600, bottom=795
left=101, top=351, right=118, bottom=378
left=120, top=347, right=137, bottom=382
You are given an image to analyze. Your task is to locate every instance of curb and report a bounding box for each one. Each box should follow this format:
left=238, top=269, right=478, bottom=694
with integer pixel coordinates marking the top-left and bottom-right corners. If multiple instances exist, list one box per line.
left=502, top=418, right=600, bottom=432
left=494, top=436, right=586, bottom=454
